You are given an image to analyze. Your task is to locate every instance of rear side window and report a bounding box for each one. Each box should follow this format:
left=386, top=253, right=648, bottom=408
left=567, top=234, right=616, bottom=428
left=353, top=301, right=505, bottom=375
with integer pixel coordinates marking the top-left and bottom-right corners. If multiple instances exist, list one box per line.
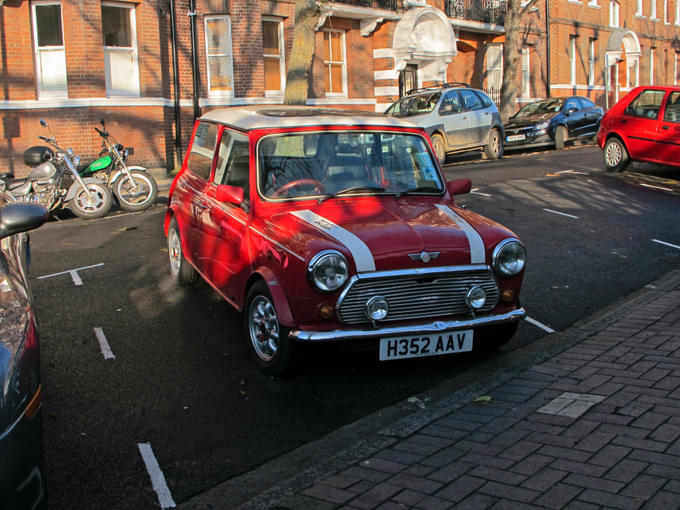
left=624, top=89, right=666, bottom=120
left=473, top=90, right=493, bottom=108
left=187, top=121, right=218, bottom=180
left=663, top=92, right=680, bottom=123
left=579, top=98, right=595, bottom=109
left=460, top=89, right=482, bottom=111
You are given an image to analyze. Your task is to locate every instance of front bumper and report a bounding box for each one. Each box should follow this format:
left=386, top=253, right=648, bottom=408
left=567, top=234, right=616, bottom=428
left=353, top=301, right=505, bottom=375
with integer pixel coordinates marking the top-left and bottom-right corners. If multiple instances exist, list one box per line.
left=290, top=308, right=526, bottom=342
left=504, top=132, right=552, bottom=149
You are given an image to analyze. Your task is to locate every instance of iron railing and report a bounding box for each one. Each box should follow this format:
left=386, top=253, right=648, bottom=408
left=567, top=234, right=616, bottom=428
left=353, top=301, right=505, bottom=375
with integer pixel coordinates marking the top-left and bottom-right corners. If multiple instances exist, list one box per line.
left=330, top=0, right=399, bottom=9
left=446, top=0, right=507, bottom=25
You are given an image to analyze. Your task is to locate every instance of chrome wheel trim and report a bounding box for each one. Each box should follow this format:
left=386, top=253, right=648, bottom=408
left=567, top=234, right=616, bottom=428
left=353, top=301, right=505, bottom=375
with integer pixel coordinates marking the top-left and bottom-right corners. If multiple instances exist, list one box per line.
left=168, top=227, right=182, bottom=276
left=248, top=295, right=280, bottom=362
left=605, top=140, right=622, bottom=167
left=75, top=185, right=106, bottom=213
left=489, top=130, right=500, bottom=156
left=119, top=174, right=152, bottom=205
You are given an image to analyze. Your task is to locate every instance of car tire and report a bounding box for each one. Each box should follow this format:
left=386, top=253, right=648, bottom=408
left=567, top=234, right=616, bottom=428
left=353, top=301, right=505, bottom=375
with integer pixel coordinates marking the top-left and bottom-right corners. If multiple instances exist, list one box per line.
left=603, top=137, right=630, bottom=172
left=431, top=133, right=446, bottom=166
left=474, top=322, right=519, bottom=352
left=167, top=218, right=199, bottom=286
left=484, top=128, right=503, bottom=160
left=554, top=125, right=567, bottom=150
left=244, top=280, right=296, bottom=376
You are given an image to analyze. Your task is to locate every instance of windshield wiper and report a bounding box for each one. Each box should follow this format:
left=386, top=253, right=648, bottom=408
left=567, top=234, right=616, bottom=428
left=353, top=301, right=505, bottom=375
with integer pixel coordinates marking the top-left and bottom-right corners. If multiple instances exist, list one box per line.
left=318, top=185, right=386, bottom=203
left=394, top=186, right=442, bottom=198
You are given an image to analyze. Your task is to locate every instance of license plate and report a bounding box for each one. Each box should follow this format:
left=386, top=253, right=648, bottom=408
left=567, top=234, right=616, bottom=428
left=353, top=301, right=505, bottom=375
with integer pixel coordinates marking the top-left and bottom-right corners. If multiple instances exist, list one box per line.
left=379, top=330, right=473, bottom=361
left=506, top=134, right=526, bottom=142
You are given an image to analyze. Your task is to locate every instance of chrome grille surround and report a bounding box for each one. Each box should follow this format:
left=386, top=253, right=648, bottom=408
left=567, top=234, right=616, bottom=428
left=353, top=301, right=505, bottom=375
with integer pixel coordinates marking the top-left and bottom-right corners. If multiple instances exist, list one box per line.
left=337, top=265, right=500, bottom=325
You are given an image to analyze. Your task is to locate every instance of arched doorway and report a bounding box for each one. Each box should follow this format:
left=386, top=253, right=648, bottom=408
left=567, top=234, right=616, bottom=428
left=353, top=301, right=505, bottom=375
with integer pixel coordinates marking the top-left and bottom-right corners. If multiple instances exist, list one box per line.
left=392, top=7, right=457, bottom=94
left=605, top=29, right=641, bottom=108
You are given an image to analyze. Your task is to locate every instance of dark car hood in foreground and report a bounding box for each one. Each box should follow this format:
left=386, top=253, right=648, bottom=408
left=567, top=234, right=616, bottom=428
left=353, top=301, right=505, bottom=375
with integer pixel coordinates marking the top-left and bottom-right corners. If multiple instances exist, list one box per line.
left=266, top=196, right=516, bottom=272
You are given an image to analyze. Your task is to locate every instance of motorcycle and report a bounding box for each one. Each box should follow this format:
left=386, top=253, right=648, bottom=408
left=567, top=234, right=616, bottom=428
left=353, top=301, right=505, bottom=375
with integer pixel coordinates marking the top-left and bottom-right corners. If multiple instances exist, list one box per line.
left=0, top=120, right=113, bottom=220
left=80, top=120, right=158, bottom=212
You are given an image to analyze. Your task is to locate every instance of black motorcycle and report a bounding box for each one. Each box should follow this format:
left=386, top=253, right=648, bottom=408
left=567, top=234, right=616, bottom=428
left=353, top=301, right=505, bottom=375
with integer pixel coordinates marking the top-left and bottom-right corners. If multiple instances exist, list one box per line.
left=0, top=120, right=113, bottom=219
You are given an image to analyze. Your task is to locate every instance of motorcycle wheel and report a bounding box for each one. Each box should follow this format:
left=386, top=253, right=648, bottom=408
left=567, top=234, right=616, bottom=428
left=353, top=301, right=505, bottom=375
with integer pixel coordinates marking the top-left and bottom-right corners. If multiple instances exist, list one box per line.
left=114, top=170, right=158, bottom=212
left=69, top=182, right=113, bottom=219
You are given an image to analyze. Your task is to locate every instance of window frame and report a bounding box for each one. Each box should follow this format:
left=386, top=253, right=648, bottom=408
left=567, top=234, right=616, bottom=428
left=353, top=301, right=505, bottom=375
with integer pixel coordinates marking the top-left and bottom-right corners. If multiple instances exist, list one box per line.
left=322, top=28, right=347, bottom=97
left=31, top=0, right=68, bottom=98
left=569, top=35, right=577, bottom=85
left=521, top=46, right=530, bottom=97
left=262, top=17, right=285, bottom=97
left=588, top=38, right=596, bottom=87
left=610, top=0, right=620, bottom=26
left=204, top=15, right=235, bottom=97
left=101, top=1, right=140, bottom=97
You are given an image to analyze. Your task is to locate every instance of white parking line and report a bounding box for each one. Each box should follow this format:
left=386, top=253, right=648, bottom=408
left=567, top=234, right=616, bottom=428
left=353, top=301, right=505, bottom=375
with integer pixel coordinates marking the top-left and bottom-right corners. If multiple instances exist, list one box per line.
left=557, top=170, right=589, bottom=175
left=652, top=239, right=680, bottom=251
left=543, top=208, right=579, bottom=219
left=470, top=189, right=492, bottom=197
left=94, top=327, right=115, bottom=360
left=37, top=263, right=104, bottom=286
left=641, top=183, right=673, bottom=192
left=525, top=316, right=556, bottom=334
left=138, top=443, right=176, bottom=509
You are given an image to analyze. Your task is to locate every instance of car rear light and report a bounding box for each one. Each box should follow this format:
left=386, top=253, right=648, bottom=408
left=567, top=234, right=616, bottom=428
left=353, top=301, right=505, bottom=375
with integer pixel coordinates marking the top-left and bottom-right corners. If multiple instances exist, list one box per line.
left=25, top=385, right=42, bottom=420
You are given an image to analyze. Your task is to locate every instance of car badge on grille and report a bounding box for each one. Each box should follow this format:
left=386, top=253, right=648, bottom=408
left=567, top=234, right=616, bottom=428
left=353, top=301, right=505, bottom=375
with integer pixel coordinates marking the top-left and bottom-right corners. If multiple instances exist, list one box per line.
left=409, top=251, right=440, bottom=263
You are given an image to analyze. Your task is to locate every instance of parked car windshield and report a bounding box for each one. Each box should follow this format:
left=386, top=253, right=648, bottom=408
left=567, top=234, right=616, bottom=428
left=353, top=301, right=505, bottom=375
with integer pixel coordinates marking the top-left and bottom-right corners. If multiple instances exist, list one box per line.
left=385, top=93, right=441, bottom=117
left=258, top=131, right=443, bottom=199
left=515, top=98, right=565, bottom=117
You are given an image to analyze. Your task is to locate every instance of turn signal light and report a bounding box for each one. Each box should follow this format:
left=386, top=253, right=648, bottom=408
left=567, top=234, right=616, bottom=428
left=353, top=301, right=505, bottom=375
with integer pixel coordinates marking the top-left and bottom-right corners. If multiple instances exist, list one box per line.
left=319, top=304, right=335, bottom=320
left=501, top=289, right=515, bottom=303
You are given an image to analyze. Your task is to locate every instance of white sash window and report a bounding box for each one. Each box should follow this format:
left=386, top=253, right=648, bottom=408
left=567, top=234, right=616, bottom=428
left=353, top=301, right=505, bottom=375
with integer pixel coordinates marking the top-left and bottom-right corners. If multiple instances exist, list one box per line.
left=102, top=2, right=140, bottom=96
left=205, top=16, right=234, bottom=96
left=32, top=1, right=68, bottom=98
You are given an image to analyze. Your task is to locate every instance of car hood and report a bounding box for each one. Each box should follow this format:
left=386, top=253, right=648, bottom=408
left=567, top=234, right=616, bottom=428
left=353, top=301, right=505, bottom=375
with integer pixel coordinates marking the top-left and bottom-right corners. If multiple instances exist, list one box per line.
left=263, top=197, right=516, bottom=272
left=506, top=113, right=557, bottom=128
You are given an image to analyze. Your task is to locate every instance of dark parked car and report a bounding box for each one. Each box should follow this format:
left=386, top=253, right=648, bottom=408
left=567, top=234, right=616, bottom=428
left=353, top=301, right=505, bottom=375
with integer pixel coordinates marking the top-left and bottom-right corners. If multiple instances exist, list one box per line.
left=0, top=197, right=49, bottom=509
left=504, top=96, right=603, bottom=151
left=384, top=83, right=504, bottom=164
left=597, top=85, right=680, bottom=171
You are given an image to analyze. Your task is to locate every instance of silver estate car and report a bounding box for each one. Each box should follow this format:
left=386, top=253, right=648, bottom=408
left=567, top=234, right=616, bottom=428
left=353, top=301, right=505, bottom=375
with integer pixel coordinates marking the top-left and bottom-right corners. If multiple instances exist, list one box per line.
left=385, top=83, right=504, bottom=164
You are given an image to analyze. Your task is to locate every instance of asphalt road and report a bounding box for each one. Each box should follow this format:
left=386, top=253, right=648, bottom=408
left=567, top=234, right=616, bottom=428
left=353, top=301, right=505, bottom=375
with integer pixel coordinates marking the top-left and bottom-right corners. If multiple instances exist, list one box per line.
left=29, top=144, right=680, bottom=509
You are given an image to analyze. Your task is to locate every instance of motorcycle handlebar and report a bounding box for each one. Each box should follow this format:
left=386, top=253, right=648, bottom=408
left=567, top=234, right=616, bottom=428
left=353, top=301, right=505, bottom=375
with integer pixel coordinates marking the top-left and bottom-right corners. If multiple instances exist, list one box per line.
left=94, top=126, right=109, bottom=138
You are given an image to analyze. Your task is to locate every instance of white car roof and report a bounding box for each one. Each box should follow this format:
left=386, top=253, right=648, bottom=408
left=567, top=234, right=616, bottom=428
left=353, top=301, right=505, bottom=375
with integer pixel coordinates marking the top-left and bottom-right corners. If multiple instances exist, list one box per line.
left=199, top=106, right=419, bottom=131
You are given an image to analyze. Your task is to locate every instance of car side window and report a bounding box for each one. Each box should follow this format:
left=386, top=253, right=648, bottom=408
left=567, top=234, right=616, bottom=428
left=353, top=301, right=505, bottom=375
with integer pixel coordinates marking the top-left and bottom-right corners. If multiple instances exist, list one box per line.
left=473, top=90, right=493, bottom=108
left=214, top=131, right=250, bottom=202
left=579, top=98, right=595, bottom=109
left=564, top=99, right=580, bottom=112
left=624, top=89, right=666, bottom=120
left=460, top=89, right=482, bottom=111
left=439, top=90, right=462, bottom=115
left=187, top=121, right=218, bottom=180
left=663, top=92, right=680, bottom=123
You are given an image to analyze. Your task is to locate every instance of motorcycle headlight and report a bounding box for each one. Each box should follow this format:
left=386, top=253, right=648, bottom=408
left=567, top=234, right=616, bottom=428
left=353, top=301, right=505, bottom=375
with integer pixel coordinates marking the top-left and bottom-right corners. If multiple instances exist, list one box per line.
left=308, top=250, right=349, bottom=292
left=492, top=239, right=526, bottom=277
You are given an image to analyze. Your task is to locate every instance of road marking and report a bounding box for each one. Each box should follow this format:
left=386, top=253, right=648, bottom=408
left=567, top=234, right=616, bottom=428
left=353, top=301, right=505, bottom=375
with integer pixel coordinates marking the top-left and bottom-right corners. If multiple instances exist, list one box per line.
left=640, top=183, right=673, bottom=192
left=556, top=169, right=589, bottom=175
left=94, top=327, right=115, bottom=360
left=37, top=263, right=104, bottom=286
left=138, top=443, right=176, bottom=509
left=525, top=316, right=556, bottom=334
left=652, top=239, right=680, bottom=251
left=543, top=208, right=579, bottom=219
left=470, top=189, right=492, bottom=197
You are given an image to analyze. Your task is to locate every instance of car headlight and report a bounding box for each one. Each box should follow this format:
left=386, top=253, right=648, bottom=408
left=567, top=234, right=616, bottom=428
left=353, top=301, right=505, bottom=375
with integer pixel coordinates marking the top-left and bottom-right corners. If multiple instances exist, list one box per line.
left=536, top=121, right=549, bottom=130
left=492, top=239, right=526, bottom=277
left=308, top=250, right=349, bottom=292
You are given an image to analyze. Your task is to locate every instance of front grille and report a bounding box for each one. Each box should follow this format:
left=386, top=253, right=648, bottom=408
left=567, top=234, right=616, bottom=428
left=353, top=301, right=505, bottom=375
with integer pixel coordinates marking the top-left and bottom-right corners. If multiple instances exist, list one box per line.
left=337, top=268, right=499, bottom=325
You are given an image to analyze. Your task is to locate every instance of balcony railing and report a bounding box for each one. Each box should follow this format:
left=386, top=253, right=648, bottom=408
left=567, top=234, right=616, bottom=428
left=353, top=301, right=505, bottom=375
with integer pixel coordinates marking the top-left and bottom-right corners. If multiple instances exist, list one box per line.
left=330, top=0, right=399, bottom=9
left=445, top=0, right=506, bottom=25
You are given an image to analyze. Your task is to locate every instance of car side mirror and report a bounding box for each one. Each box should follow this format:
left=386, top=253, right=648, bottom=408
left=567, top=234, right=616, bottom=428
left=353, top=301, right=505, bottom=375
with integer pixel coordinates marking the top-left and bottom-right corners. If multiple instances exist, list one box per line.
left=565, top=108, right=577, bottom=116
left=0, top=203, right=48, bottom=239
left=447, top=179, right=472, bottom=196
left=216, top=184, right=244, bottom=205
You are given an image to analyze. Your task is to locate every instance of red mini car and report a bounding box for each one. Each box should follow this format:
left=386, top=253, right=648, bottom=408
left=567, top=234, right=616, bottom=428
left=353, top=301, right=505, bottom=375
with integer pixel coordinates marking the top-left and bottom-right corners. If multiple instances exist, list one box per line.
left=598, top=85, right=680, bottom=171
left=165, top=107, right=526, bottom=375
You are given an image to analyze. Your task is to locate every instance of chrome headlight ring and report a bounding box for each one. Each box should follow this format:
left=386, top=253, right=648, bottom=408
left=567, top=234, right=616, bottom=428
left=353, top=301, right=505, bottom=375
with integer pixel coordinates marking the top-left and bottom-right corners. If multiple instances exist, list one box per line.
left=307, top=250, right=349, bottom=292
left=492, top=239, right=527, bottom=277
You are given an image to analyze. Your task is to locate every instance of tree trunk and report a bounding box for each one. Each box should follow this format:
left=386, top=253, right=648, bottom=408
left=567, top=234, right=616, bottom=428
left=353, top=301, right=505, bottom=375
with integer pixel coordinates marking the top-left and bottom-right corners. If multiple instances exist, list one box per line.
left=500, top=0, right=538, bottom=122
left=283, top=0, right=320, bottom=105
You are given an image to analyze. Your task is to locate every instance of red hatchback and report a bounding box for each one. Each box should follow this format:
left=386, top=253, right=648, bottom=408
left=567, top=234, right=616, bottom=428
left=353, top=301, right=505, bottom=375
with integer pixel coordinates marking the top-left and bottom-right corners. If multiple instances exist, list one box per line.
left=165, top=107, right=526, bottom=375
left=597, top=85, right=680, bottom=171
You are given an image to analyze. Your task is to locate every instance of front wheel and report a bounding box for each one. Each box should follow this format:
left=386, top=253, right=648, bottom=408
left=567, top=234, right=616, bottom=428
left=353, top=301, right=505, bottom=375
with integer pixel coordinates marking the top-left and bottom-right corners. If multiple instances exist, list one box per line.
left=484, top=128, right=503, bottom=159
left=69, top=182, right=113, bottom=219
left=554, top=125, right=568, bottom=150
left=115, top=170, right=158, bottom=211
left=603, top=137, right=630, bottom=172
left=244, top=281, right=296, bottom=376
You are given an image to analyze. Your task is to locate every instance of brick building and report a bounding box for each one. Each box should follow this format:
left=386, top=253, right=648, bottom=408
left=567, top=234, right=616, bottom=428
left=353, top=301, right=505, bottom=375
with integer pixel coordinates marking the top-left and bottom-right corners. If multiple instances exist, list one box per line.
left=1, top=0, right=679, bottom=176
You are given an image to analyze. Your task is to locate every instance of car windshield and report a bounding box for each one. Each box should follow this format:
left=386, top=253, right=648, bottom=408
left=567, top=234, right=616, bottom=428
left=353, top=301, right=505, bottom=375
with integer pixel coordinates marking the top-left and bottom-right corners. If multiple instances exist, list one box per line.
left=385, top=93, right=441, bottom=117
left=258, top=131, right=443, bottom=200
left=515, top=98, right=565, bottom=117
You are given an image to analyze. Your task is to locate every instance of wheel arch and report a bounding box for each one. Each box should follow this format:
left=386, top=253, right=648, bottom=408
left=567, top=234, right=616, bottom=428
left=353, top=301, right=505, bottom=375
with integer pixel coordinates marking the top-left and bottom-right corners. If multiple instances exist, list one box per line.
left=244, top=268, right=295, bottom=327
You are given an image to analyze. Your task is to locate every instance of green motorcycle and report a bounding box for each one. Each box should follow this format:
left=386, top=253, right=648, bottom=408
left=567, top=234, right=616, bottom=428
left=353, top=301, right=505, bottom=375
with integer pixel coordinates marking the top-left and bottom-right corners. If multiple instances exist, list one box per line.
left=80, top=120, right=158, bottom=212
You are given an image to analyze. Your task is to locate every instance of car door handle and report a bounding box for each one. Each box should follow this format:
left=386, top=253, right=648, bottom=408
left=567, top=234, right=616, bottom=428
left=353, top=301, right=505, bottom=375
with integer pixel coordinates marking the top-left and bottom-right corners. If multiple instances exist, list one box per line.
left=662, top=125, right=670, bottom=130
left=197, top=201, right=210, bottom=210
left=621, top=119, right=628, bottom=124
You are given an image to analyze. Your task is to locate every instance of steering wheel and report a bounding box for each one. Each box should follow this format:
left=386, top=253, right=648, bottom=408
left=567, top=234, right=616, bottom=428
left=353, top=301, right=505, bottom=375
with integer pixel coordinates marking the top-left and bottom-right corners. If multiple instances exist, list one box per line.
left=272, top=179, right=325, bottom=198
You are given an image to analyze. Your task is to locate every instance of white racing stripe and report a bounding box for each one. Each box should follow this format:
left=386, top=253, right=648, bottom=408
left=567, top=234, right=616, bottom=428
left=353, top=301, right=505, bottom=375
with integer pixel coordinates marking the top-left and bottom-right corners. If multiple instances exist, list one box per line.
left=435, top=205, right=485, bottom=264
left=290, top=210, right=376, bottom=272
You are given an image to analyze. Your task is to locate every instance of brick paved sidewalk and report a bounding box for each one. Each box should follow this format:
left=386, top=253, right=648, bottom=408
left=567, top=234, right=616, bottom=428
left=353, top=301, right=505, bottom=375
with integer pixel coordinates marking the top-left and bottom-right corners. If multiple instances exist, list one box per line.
left=268, top=275, right=680, bottom=510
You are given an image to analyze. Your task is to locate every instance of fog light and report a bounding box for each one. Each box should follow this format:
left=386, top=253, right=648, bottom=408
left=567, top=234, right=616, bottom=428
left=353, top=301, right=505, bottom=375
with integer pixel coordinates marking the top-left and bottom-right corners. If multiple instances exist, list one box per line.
left=466, top=286, right=487, bottom=310
left=502, top=289, right=514, bottom=303
left=319, top=304, right=335, bottom=320
left=366, top=296, right=389, bottom=321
